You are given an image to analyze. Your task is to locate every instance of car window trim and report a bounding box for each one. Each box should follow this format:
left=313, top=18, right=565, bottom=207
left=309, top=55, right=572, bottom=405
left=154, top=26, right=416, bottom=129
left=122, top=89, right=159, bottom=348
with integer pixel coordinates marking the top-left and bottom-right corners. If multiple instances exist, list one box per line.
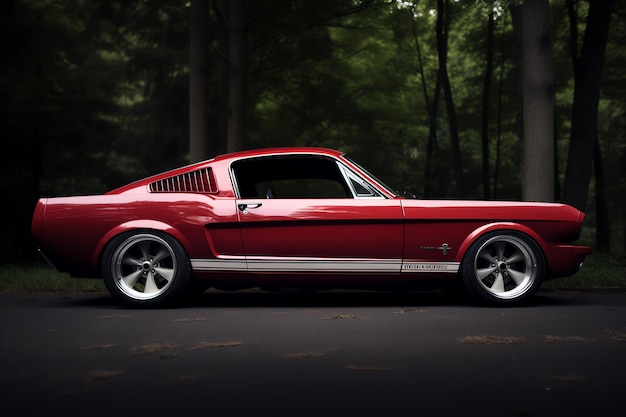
left=229, top=153, right=387, bottom=200
left=337, top=163, right=386, bottom=199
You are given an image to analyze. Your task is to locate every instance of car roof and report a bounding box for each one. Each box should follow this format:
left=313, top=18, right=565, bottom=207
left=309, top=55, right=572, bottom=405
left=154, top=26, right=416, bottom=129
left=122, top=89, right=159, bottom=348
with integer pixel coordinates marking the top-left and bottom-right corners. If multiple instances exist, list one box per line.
left=106, top=147, right=346, bottom=195
left=209, top=147, right=344, bottom=163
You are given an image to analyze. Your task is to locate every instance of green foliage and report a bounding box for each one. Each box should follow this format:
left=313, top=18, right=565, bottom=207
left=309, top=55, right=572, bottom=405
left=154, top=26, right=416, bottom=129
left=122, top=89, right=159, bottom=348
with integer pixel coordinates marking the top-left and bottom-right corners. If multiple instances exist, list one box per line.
left=3, top=0, right=626, bottom=264
left=2, top=253, right=623, bottom=294
left=0, top=263, right=106, bottom=294
left=543, top=253, right=626, bottom=289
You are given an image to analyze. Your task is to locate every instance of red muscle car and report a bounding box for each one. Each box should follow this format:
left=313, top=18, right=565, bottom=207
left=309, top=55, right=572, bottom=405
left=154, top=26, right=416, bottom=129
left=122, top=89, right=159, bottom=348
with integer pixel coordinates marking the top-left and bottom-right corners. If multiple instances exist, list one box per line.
left=31, top=147, right=592, bottom=307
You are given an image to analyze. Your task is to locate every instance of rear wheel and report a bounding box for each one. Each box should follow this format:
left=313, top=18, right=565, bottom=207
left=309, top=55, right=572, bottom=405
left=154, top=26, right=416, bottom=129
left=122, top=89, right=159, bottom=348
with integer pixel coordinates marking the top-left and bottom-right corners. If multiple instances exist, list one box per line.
left=461, top=232, right=544, bottom=305
left=101, top=231, right=191, bottom=307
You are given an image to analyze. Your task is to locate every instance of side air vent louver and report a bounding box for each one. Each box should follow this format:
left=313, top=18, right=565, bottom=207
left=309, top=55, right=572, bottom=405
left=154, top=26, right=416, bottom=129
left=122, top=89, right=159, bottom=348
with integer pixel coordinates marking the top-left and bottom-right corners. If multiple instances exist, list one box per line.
left=149, top=168, right=217, bottom=193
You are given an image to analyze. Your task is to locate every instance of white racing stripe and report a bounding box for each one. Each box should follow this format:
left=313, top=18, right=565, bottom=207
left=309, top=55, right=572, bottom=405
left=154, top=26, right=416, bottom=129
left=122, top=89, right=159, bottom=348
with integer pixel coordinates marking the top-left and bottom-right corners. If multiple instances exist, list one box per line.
left=191, top=256, right=459, bottom=274
left=247, top=257, right=401, bottom=273
left=191, top=257, right=247, bottom=271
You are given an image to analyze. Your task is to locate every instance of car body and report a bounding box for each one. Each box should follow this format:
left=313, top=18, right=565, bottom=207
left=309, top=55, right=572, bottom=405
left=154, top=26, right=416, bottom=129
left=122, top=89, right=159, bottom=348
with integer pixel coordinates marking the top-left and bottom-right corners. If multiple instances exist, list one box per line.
left=31, top=147, right=592, bottom=307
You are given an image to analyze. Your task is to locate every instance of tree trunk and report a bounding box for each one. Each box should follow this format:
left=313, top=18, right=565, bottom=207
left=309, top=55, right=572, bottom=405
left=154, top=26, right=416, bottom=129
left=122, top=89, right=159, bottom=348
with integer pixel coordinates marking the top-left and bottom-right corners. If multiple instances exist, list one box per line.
left=511, top=0, right=555, bottom=202
left=562, top=0, right=613, bottom=212
left=481, top=12, right=495, bottom=200
left=424, top=75, right=442, bottom=199
left=409, top=9, right=437, bottom=198
left=189, top=0, right=210, bottom=163
left=226, top=0, right=247, bottom=152
left=493, top=11, right=507, bottom=199
left=217, top=4, right=230, bottom=156
left=436, top=0, right=463, bottom=197
left=594, top=138, right=610, bottom=252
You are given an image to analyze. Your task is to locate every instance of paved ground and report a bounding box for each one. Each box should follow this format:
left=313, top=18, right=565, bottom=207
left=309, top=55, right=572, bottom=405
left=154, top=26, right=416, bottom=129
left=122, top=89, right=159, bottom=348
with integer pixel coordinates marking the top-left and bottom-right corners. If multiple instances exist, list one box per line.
left=1, top=289, right=625, bottom=416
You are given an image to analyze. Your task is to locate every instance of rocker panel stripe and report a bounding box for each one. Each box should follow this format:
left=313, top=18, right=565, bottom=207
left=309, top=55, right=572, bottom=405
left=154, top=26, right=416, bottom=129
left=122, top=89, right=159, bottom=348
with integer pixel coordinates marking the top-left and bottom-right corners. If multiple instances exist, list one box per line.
left=191, top=257, right=459, bottom=274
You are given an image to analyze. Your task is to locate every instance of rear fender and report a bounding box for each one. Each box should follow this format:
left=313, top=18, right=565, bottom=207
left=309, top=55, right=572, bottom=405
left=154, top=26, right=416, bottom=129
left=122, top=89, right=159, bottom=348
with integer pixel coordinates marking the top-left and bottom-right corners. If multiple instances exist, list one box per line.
left=93, top=220, right=191, bottom=269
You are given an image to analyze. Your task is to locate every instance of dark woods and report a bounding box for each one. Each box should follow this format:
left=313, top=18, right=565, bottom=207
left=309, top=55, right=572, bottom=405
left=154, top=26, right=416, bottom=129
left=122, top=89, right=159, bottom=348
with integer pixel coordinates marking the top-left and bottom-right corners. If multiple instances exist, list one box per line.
left=1, top=0, right=623, bottom=263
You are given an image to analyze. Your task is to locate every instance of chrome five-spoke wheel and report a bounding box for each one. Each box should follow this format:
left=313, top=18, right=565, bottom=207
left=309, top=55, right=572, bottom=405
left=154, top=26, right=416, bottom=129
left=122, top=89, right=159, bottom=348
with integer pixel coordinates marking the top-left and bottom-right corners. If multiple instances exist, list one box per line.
left=461, top=232, right=544, bottom=305
left=102, top=231, right=191, bottom=307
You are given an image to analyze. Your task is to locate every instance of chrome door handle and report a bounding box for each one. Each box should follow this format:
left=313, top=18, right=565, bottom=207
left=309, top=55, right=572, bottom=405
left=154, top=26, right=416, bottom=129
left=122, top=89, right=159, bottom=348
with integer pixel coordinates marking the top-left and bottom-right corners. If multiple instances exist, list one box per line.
left=238, top=202, right=262, bottom=214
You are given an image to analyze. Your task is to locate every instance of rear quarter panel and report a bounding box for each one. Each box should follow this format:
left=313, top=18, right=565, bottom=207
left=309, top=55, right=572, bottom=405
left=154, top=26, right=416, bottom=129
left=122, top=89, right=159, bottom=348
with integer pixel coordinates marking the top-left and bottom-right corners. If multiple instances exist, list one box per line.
left=32, top=193, right=239, bottom=277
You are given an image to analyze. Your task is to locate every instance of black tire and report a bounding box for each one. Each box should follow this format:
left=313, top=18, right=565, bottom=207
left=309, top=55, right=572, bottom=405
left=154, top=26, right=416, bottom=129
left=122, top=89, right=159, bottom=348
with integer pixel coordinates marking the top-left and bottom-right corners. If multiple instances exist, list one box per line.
left=101, top=230, right=191, bottom=308
left=461, top=232, right=545, bottom=306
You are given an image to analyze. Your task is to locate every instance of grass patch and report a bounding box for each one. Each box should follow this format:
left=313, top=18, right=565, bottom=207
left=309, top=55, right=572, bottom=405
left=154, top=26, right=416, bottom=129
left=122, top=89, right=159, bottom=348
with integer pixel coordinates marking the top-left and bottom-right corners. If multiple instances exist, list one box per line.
left=1, top=252, right=624, bottom=295
left=542, top=253, right=626, bottom=289
left=0, top=263, right=106, bottom=294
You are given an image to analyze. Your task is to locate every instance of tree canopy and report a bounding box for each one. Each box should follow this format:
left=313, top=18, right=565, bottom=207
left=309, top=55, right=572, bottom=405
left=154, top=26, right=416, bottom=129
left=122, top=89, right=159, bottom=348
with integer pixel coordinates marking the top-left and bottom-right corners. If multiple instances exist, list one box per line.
left=2, top=0, right=624, bottom=263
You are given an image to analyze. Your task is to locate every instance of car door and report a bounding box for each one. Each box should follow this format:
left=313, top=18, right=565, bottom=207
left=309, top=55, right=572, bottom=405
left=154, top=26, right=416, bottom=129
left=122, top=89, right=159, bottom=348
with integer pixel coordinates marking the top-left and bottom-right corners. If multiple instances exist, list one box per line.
left=232, top=154, right=404, bottom=274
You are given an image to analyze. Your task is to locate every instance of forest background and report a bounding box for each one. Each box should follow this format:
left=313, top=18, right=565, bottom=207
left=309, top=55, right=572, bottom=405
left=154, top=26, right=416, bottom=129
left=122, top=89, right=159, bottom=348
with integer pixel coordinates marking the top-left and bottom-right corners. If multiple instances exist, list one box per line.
left=1, top=0, right=624, bottom=267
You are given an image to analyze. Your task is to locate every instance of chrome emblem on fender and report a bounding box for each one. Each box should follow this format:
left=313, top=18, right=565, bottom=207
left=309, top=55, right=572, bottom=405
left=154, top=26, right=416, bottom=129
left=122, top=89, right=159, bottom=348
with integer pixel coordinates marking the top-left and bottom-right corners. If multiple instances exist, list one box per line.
left=420, top=243, right=451, bottom=256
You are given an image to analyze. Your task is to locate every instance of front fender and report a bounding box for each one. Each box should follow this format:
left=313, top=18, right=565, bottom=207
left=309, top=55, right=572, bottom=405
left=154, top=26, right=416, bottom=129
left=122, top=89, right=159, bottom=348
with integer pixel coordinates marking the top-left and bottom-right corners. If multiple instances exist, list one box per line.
left=456, top=222, right=548, bottom=263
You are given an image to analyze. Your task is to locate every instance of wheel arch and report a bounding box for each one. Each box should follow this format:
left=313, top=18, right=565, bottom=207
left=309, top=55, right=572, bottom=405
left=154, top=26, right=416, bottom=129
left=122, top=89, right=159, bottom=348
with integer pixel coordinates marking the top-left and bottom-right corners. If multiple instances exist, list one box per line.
left=456, top=222, right=548, bottom=266
left=93, top=220, right=192, bottom=272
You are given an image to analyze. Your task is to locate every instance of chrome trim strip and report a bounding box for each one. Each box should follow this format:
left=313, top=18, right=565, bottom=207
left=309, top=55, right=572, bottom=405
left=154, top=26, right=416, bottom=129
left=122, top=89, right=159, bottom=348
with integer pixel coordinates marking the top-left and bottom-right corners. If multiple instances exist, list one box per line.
left=337, top=163, right=386, bottom=199
left=401, top=262, right=460, bottom=273
left=192, top=256, right=459, bottom=274
left=227, top=151, right=388, bottom=200
left=191, top=258, right=247, bottom=272
left=247, top=257, right=401, bottom=273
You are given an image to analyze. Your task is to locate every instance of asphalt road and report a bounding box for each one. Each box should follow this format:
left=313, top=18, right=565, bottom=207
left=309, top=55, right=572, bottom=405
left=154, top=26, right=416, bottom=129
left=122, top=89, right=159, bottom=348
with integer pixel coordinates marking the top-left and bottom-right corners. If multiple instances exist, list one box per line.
left=1, top=289, right=625, bottom=417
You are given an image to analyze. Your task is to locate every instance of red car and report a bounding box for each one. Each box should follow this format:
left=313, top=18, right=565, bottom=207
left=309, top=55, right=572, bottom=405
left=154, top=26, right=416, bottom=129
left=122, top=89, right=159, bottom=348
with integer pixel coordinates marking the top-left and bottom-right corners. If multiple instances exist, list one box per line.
left=31, top=147, right=591, bottom=307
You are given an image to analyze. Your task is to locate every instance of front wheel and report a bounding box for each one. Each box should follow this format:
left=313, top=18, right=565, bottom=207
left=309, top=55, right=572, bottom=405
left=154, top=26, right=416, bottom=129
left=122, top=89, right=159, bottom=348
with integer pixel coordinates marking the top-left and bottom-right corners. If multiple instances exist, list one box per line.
left=461, top=232, right=545, bottom=305
left=101, top=231, right=191, bottom=307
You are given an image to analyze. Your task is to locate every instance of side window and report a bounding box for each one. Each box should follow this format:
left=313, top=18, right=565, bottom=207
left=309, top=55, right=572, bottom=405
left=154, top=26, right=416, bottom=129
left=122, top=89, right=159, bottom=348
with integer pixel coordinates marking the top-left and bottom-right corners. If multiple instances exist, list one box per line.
left=254, top=178, right=348, bottom=198
left=231, top=155, right=352, bottom=199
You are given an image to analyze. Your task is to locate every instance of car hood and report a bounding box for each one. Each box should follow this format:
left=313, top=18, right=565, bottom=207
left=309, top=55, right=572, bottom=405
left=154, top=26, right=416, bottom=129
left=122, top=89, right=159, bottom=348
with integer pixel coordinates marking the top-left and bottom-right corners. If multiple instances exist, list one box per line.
left=400, top=199, right=584, bottom=223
